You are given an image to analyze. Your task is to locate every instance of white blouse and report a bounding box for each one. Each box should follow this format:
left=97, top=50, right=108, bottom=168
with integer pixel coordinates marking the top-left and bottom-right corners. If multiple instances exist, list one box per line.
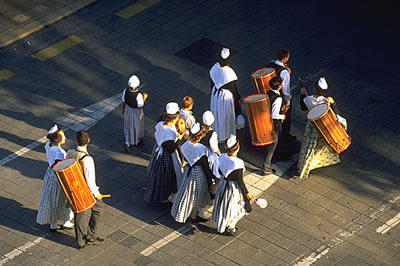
left=45, top=142, right=66, bottom=167
left=181, top=141, right=208, bottom=167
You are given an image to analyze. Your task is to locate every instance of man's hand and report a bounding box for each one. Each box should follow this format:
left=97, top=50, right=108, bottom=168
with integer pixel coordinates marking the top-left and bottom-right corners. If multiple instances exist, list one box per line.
left=301, top=87, right=307, bottom=95
left=96, top=194, right=103, bottom=200
left=326, top=97, right=335, bottom=104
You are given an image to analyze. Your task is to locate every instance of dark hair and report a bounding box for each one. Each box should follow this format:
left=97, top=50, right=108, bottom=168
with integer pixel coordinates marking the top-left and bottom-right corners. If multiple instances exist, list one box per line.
left=46, top=127, right=62, bottom=143
left=163, top=112, right=179, bottom=123
left=190, top=130, right=204, bottom=142
left=269, top=76, right=283, bottom=90
left=219, top=53, right=232, bottom=67
left=76, top=130, right=89, bottom=146
left=181, top=96, right=193, bottom=109
left=314, top=80, right=328, bottom=97
left=277, top=48, right=290, bottom=61
left=226, top=140, right=240, bottom=156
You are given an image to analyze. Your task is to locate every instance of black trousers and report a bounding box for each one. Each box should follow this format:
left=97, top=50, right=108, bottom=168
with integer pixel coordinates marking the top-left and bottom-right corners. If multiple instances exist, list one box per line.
left=262, top=121, right=281, bottom=172
left=74, top=199, right=104, bottom=247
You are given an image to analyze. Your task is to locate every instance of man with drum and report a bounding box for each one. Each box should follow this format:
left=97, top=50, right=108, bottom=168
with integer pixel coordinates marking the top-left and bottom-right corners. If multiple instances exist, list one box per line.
left=268, top=48, right=296, bottom=142
left=296, top=77, right=347, bottom=179
left=262, top=77, right=286, bottom=175
left=67, top=130, right=105, bottom=250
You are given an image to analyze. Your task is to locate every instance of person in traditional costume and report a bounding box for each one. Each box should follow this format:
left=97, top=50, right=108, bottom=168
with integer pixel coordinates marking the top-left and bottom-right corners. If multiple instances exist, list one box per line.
left=212, top=135, right=255, bottom=234
left=200, top=111, right=221, bottom=179
left=66, top=130, right=105, bottom=250
left=36, top=125, right=74, bottom=231
left=144, top=102, right=184, bottom=203
left=171, top=123, right=215, bottom=223
left=179, top=96, right=196, bottom=140
left=210, top=48, right=243, bottom=142
left=267, top=48, right=296, bottom=142
left=262, top=77, right=286, bottom=175
left=122, top=75, right=148, bottom=153
left=296, top=77, right=347, bottom=179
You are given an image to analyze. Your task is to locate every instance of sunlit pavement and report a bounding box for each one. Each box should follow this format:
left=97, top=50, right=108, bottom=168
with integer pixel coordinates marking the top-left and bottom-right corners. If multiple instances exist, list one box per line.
left=0, top=0, right=399, bottom=265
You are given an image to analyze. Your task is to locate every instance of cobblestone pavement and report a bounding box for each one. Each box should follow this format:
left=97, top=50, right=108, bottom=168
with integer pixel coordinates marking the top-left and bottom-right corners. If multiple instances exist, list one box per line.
left=1, top=0, right=399, bottom=265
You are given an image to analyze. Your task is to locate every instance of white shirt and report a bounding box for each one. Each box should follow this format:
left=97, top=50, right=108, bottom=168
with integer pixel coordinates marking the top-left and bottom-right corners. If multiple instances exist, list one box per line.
left=77, top=146, right=100, bottom=198
left=303, top=95, right=327, bottom=110
left=179, top=109, right=196, bottom=131
left=45, top=142, right=66, bottom=167
left=274, top=60, right=291, bottom=103
left=270, top=90, right=285, bottom=120
left=122, top=88, right=144, bottom=107
left=209, top=131, right=220, bottom=153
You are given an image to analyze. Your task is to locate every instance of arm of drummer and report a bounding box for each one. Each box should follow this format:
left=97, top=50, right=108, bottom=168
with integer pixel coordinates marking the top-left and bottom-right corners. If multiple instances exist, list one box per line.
left=271, top=97, right=285, bottom=121
left=82, top=156, right=101, bottom=199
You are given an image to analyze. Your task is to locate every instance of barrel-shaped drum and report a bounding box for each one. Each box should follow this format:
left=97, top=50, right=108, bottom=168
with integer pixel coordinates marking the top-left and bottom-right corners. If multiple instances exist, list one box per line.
left=251, top=68, right=276, bottom=94
left=244, top=94, right=277, bottom=146
left=53, top=158, right=96, bottom=213
left=307, top=103, right=351, bottom=154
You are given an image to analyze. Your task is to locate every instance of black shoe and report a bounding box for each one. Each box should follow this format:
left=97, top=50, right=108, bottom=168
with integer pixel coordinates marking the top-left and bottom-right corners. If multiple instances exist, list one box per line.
left=192, top=216, right=208, bottom=224
left=86, top=237, right=105, bottom=245
left=284, top=135, right=297, bottom=141
left=123, top=143, right=130, bottom=154
left=262, top=169, right=276, bottom=176
left=78, top=245, right=86, bottom=251
left=49, top=225, right=63, bottom=232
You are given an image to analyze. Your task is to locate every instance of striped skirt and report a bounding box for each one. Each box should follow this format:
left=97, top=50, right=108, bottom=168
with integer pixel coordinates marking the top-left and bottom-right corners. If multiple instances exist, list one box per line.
left=144, top=151, right=177, bottom=203
left=124, top=106, right=144, bottom=146
left=297, top=122, right=340, bottom=179
left=36, top=167, right=72, bottom=225
left=171, top=165, right=211, bottom=223
left=212, top=179, right=246, bottom=233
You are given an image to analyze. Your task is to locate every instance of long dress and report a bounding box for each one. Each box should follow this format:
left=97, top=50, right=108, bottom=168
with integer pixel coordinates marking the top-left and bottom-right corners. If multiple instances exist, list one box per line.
left=144, top=122, right=183, bottom=203
left=212, top=154, right=251, bottom=233
left=210, top=62, right=241, bottom=142
left=123, top=88, right=144, bottom=146
left=297, top=95, right=342, bottom=179
left=200, top=129, right=220, bottom=179
left=36, top=142, right=72, bottom=225
left=171, top=141, right=213, bottom=223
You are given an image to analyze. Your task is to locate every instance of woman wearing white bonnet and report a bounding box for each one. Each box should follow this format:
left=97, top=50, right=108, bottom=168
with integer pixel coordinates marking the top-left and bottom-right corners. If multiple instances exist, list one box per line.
left=171, top=122, right=215, bottom=223
left=297, top=77, right=348, bottom=179
left=144, top=102, right=184, bottom=204
left=212, top=134, right=255, bottom=234
left=210, top=48, right=243, bottom=142
left=200, top=111, right=221, bottom=178
left=36, top=125, right=74, bottom=231
left=122, top=74, right=148, bottom=153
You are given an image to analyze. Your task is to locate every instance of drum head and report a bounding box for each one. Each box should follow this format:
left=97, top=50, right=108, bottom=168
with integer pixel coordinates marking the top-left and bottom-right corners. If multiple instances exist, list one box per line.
left=307, top=103, right=329, bottom=120
left=53, top=158, right=76, bottom=171
left=244, top=94, right=268, bottom=103
left=251, top=68, right=274, bottom=77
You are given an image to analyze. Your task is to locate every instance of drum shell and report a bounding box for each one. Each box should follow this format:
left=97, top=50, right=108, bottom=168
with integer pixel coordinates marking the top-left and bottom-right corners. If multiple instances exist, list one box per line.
left=244, top=94, right=277, bottom=146
left=251, top=68, right=276, bottom=94
left=307, top=104, right=351, bottom=154
left=53, top=158, right=96, bottom=213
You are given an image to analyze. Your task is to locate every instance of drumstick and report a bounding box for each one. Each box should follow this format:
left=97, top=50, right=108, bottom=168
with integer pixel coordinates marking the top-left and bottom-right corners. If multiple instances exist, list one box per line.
left=298, top=77, right=307, bottom=96
left=102, top=194, right=111, bottom=198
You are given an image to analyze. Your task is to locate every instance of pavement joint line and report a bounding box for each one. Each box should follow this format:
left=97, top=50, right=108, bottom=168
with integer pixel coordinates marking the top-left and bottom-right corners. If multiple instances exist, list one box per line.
left=0, top=234, right=46, bottom=266
left=0, top=93, right=121, bottom=167
left=293, top=194, right=400, bottom=266
left=31, top=35, right=84, bottom=62
left=376, top=212, right=400, bottom=234
left=115, top=0, right=161, bottom=19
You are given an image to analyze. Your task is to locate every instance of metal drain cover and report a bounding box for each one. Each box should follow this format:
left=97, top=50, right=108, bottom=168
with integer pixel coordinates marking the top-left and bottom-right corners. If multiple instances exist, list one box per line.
left=175, top=38, right=237, bottom=68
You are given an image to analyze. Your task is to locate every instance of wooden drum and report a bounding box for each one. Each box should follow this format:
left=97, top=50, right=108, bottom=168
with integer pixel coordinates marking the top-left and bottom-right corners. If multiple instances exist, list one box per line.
left=251, top=68, right=276, bottom=94
left=307, top=103, right=351, bottom=154
left=244, top=94, right=277, bottom=146
left=53, top=158, right=96, bottom=213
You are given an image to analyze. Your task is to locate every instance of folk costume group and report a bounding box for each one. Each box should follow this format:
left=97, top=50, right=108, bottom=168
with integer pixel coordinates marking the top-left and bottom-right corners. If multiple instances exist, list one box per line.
left=36, top=46, right=349, bottom=248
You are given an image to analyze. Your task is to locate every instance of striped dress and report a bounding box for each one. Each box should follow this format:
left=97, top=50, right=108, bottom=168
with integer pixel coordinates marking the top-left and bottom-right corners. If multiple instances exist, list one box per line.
left=36, top=142, right=72, bottom=225
left=123, top=88, right=144, bottom=146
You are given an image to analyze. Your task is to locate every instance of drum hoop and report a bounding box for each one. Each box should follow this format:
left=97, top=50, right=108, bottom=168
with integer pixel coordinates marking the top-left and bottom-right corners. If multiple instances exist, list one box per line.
left=251, top=67, right=275, bottom=78
left=244, top=94, right=269, bottom=103
left=52, top=157, right=77, bottom=172
left=253, top=138, right=278, bottom=146
left=307, top=103, right=329, bottom=121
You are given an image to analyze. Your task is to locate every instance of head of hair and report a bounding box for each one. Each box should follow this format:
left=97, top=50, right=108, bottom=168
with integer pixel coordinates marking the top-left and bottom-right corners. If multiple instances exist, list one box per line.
left=163, top=112, right=179, bottom=123
left=190, top=130, right=204, bottom=142
left=46, top=127, right=62, bottom=143
left=269, top=76, right=283, bottom=90
left=226, top=140, right=240, bottom=156
left=181, top=96, right=193, bottom=109
left=76, top=130, right=90, bottom=146
left=218, top=55, right=232, bottom=67
left=314, top=80, right=328, bottom=97
left=277, top=48, right=290, bottom=61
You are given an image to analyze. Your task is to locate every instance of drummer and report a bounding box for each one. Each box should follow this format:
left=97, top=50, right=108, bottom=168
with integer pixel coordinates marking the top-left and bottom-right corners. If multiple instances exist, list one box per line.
left=67, top=130, right=105, bottom=250
left=262, top=77, right=285, bottom=175
left=296, top=77, right=347, bottom=179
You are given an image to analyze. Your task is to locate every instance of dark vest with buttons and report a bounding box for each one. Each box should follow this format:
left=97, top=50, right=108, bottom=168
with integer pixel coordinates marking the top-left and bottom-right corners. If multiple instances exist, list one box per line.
left=267, top=61, right=288, bottom=76
left=124, top=89, right=139, bottom=108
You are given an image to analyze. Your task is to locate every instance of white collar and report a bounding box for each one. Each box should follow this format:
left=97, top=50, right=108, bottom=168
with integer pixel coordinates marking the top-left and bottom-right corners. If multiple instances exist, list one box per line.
left=272, top=89, right=280, bottom=94
left=181, top=141, right=208, bottom=166
left=77, top=146, right=88, bottom=153
left=274, top=60, right=284, bottom=67
left=210, top=62, right=238, bottom=89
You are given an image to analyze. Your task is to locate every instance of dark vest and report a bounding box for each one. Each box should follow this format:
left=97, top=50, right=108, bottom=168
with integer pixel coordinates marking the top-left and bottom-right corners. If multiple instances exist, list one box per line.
left=200, top=130, right=215, bottom=148
left=267, top=61, right=288, bottom=76
left=267, top=90, right=281, bottom=110
left=124, top=89, right=139, bottom=108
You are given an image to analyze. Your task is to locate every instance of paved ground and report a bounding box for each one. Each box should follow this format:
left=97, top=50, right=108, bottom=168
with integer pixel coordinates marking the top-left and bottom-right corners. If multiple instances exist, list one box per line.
left=1, top=0, right=400, bottom=265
